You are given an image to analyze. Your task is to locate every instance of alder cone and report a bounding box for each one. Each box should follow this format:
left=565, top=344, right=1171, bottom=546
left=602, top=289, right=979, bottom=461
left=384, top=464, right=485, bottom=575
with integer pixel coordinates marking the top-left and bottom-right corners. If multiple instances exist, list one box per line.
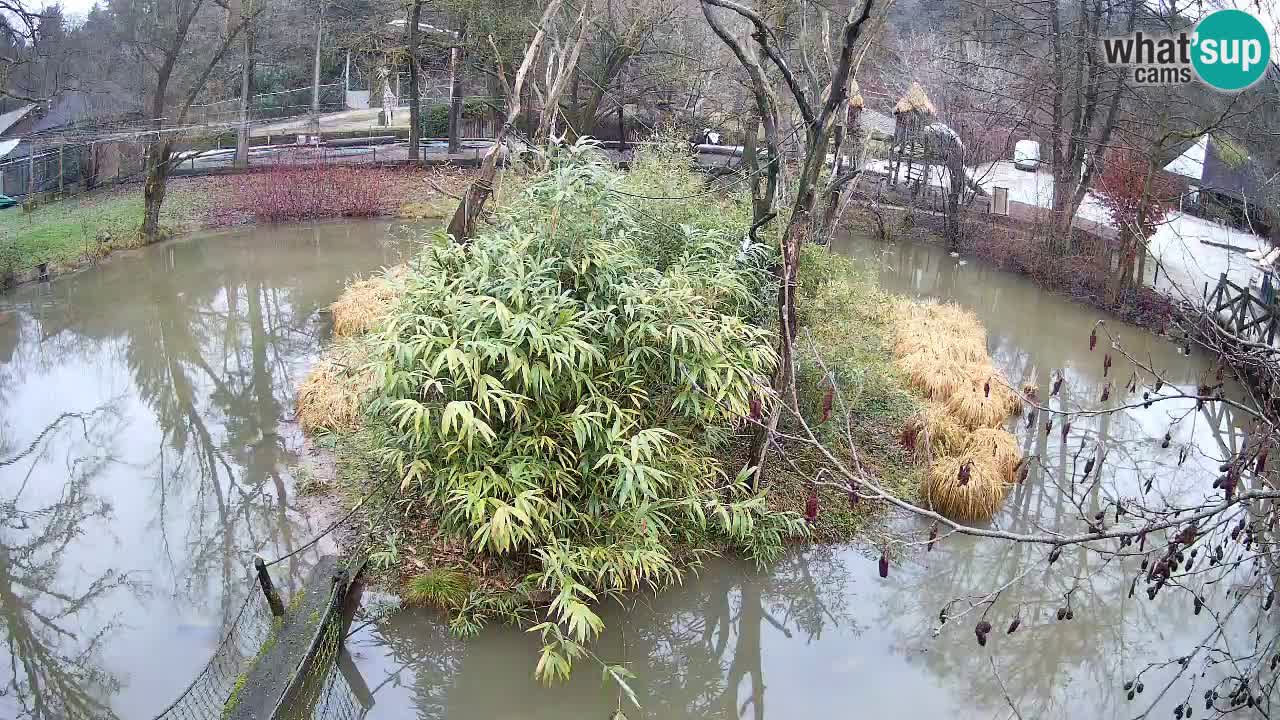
left=975, top=620, right=991, bottom=646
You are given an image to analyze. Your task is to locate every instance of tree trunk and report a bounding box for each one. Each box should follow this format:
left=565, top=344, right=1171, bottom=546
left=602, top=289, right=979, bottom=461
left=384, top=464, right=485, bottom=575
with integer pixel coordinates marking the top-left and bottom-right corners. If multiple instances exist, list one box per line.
left=535, top=2, right=590, bottom=144
left=310, top=5, right=323, bottom=136
left=234, top=7, right=255, bottom=168
left=1106, top=157, right=1156, bottom=305
left=818, top=101, right=863, bottom=243
left=446, top=0, right=561, bottom=242
left=447, top=36, right=465, bottom=154
left=141, top=140, right=172, bottom=243
left=406, top=1, right=422, bottom=161
left=1106, top=226, right=1133, bottom=306
left=616, top=76, right=625, bottom=147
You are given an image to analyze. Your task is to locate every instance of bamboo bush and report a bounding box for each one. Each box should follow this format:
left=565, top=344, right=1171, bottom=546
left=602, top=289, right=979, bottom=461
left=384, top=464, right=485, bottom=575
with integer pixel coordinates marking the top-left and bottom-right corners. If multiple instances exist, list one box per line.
left=364, top=142, right=805, bottom=682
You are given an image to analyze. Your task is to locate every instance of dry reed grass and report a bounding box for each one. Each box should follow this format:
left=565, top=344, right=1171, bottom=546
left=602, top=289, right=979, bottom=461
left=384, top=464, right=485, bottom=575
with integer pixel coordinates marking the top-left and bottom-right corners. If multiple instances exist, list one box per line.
left=296, top=341, right=378, bottom=433
left=902, top=402, right=970, bottom=463
left=922, top=451, right=1013, bottom=522
left=944, top=369, right=1022, bottom=429
left=331, top=266, right=405, bottom=338
left=963, top=428, right=1021, bottom=477
left=894, top=81, right=938, bottom=115
left=891, top=298, right=1023, bottom=520
left=892, top=300, right=989, bottom=364
left=898, top=349, right=970, bottom=400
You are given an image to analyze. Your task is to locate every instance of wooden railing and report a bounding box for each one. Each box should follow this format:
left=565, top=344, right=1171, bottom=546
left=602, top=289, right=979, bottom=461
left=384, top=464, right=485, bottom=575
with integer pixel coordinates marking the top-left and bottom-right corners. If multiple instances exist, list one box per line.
left=1206, top=273, right=1280, bottom=345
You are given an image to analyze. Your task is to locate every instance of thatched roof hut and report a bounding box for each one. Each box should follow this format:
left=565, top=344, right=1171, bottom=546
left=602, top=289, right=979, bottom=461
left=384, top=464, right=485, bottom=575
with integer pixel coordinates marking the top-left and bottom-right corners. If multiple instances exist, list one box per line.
left=849, top=79, right=865, bottom=110
left=893, top=82, right=937, bottom=116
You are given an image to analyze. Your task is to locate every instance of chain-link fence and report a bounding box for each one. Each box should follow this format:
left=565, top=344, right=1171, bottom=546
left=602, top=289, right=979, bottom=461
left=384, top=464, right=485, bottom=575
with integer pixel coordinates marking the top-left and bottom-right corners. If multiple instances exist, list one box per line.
left=189, top=84, right=346, bottom=126
left=147, top=485, right=382, bottom=720
left=148, top=591, right=277, bottom=720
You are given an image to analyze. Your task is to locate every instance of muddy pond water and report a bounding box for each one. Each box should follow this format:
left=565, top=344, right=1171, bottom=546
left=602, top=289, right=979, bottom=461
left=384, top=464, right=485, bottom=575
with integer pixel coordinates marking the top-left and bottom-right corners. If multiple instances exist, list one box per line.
left=0, top=220, right=415, bottom=719
left=0, top=221, right=1250, bottom=719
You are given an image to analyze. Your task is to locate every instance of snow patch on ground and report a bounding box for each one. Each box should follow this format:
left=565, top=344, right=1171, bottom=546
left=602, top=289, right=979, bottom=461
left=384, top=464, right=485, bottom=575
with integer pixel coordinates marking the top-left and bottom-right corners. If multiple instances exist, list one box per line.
left=968, top=161, right=1269, bottom=302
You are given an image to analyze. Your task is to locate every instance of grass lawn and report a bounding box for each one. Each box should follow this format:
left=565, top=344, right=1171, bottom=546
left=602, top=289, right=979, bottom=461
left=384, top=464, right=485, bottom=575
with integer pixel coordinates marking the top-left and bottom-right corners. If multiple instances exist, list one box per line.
left=0, top=183, right=209, bottom=278
left=0, top=165, right=470, bottom=284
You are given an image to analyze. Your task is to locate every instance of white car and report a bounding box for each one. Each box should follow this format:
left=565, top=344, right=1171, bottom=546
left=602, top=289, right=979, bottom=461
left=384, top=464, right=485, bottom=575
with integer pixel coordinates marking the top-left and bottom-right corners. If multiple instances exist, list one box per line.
left=1014, top=140, right=1041, bottom=171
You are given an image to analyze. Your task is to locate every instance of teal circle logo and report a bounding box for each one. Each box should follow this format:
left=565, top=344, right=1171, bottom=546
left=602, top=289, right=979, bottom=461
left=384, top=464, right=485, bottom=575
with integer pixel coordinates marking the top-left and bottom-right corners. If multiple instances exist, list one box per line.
left=1192, top=9, right=1272, bottom=91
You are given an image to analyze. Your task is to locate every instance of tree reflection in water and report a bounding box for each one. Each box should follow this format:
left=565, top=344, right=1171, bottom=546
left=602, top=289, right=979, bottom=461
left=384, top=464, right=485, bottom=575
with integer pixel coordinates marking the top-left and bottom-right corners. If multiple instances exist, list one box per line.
left=842, top=231, right=1251, bottom=719
left=350, top=547, right=858, bottom=720
left=0, top=407, right=134, bottom=720
left=0, top=221, right=413, bottom=717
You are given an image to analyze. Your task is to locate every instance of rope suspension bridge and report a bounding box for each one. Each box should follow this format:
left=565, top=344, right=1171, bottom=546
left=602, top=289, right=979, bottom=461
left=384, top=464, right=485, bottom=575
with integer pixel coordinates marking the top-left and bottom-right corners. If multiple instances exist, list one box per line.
left=148, top=486, right=389, bottom=720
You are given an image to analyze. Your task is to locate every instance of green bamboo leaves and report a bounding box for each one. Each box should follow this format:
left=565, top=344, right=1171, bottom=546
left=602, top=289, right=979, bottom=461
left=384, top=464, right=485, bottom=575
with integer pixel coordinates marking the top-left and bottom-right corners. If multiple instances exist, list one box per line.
left=365, top=142, right=805, bottom=683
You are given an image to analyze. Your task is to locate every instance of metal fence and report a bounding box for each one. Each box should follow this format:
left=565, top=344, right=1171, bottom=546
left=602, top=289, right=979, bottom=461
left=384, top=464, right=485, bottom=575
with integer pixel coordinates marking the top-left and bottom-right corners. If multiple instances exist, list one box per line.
left=149, top=591, right=277, bottom=720
left=147, top=482, right=385, bottom=720
left=189, top=84, right=346, bottom=125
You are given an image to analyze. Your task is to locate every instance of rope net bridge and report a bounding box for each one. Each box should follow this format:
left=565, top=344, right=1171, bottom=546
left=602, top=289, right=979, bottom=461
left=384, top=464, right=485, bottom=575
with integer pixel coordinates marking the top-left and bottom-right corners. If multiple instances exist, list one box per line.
left=150, top=502, right=380, bottom=720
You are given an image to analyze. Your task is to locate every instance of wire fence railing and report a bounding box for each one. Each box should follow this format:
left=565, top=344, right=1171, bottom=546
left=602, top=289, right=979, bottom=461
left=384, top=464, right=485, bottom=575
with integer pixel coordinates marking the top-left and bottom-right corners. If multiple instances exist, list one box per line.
left=148, top=480, right=386, bottom=720
left=188, top=84, right=346, bottom=125
left=147, top=591, right=276, bottom=720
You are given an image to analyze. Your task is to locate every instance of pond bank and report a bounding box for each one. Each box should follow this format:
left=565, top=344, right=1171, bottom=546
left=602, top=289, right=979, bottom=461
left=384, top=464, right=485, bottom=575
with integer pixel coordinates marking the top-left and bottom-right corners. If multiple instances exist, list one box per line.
left=0, top=165, right=467, bottom=290
left=845, top=202, right=1178, bottom=332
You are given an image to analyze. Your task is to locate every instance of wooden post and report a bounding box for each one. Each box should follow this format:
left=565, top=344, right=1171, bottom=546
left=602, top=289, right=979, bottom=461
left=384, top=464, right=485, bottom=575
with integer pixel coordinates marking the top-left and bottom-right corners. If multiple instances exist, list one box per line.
left=27, top=141, right=35, bottom=199
left=617, top=76, right=625, bottom=150
left=58, top=145, right=64, bottom=196
left=254, top=555, right=286, bottom=617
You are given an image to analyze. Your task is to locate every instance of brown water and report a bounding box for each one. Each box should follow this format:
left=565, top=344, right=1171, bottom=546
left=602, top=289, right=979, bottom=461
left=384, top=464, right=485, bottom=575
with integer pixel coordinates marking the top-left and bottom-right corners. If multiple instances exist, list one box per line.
left=343, top=231, right=1253, bottom=720
left=0, top=222, right=1252, bottom=720
left=0, top=220, right=415, bottom=719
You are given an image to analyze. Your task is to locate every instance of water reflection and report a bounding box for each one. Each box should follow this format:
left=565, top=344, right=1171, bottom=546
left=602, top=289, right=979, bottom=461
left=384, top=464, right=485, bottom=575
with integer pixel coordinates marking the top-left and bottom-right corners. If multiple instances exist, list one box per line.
left=350, top=231, right=1253, bottom=720
left=0, top=221, right=414, bottom=718
left=0, top=407, right=130, bottom=719
left=351, top=548, right=860, bottom=720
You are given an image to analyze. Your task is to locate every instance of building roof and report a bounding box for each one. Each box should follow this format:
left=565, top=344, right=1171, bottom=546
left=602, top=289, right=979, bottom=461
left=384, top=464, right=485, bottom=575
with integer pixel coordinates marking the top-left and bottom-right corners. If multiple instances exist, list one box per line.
left=1163, top=134, right=1207, bottom=181
left=0, top=104, right=35, bottom=136
left=0, top=139, right=20, bottom=160
left=1201, top=136, right=1266, bottom=203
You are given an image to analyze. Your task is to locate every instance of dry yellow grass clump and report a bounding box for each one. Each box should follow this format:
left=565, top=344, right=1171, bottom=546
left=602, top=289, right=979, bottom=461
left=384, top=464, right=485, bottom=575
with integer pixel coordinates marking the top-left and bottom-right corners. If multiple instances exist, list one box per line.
left=299, top=266, right=405, bottom=433
left=296, top=341, right=379, bottom=433
left=892, top=301, right=989, bottom=364
left=922, top=452, right=1013, bottom=523
left=891, top=299, right=1023, bottom=521
left=963, top=428, right=1021, bottom=476
left=901, top=402, right=969, bottom=463
left=944, top=380, right=1021, bottom=429
left=330, top=265, right=406, bottom=338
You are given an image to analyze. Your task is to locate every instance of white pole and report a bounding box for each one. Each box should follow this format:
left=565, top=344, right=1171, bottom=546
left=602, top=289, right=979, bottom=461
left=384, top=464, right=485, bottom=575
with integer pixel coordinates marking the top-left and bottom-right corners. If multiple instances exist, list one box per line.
left=311, top=2, right=324, bottom=134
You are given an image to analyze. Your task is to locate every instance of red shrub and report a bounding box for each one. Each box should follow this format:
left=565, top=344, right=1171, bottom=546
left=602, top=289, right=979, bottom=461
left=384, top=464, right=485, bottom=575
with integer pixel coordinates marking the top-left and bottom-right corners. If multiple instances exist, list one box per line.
left=230, top=163, right=401, bottom=223
left=1095, top=148, right=1180, bottom=239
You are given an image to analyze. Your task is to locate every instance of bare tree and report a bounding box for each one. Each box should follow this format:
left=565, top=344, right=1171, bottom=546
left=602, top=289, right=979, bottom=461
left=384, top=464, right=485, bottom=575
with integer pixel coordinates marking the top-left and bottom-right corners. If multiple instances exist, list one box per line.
left=232, top=0, right=259, bottom=168
left=534, top=0, right=591, bottom=144
left=700, top=0, right=879, bottom=484
left=445, top=0, right=565, bottom=243
left=115, top=0, right=260, bottom=242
